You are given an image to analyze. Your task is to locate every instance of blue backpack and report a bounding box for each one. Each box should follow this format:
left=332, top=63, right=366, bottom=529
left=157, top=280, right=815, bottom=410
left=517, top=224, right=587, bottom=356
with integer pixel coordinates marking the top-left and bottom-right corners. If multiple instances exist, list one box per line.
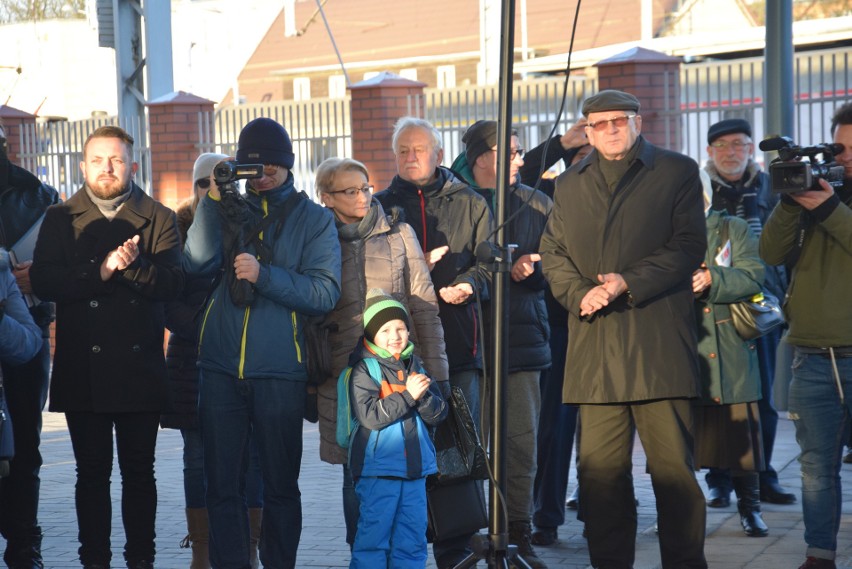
left=336, top=357, right=382, bottom=448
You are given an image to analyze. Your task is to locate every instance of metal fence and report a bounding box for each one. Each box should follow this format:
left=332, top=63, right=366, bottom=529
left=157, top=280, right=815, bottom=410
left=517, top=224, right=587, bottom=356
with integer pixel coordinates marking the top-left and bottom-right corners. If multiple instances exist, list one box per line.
left=17, top=115, right=150, bottom=200
left=16, top=46, right=852, bottom=200
left=409, top=76, right=595, bottom=178
left=197, top=98, right=351, bottom=202
left=664, top=46, right=852, bottom=168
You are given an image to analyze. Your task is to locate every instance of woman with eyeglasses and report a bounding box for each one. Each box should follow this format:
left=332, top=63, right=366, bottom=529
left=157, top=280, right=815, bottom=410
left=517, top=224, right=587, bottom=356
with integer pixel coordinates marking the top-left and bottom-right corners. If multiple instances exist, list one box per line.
left=160, top=153, right=264, bottom=569
left=313, top=157, right=449, bottom=548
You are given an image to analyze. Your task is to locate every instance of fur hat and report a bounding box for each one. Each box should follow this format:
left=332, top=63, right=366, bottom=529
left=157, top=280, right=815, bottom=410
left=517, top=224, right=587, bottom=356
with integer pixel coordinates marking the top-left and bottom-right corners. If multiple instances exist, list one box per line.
left=236, top=118, right=295, bottom=169
left=363, top=288, right=410, bottom=343
left=707, top=118, right=752, bottom=145
left=463, top=120, right=498, bottom=166
left=581, top=89, right=641, bottom=117
left=193, top=153, right=229, bottom=184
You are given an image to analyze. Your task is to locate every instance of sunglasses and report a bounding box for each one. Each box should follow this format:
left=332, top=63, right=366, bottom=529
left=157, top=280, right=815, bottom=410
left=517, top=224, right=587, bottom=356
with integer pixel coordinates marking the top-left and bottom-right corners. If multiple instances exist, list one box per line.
left=585, top=115, right=636, bottom=132
left=196, top=178, right=211, bottom=189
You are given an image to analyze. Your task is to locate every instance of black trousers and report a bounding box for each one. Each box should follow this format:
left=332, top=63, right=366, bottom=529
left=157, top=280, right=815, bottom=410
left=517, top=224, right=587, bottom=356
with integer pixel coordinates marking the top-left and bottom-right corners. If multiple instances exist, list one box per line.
left=579, top=399, right=707, bottom=569
left=65, top=410, right=160, bottom=566
left=0, top=340, right=50, bottom=553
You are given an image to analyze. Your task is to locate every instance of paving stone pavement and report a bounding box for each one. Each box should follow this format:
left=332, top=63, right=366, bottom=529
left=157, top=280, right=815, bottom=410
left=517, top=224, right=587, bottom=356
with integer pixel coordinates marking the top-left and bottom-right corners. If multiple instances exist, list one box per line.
left=12, top=412, right=852, bottom=568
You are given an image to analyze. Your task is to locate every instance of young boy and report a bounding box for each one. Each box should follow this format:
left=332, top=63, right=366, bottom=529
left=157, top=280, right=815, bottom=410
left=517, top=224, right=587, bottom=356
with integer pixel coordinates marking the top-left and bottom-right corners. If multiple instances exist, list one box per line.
left=348, top=289, right=447, bottom=569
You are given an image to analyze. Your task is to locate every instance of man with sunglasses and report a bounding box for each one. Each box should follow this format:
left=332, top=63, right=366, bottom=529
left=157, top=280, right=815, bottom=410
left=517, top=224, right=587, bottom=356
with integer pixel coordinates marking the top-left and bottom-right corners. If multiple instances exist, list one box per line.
left=702, top=118, right=793, bottom=510
left=0, top=121, right=58, bottom=569
left=541, top=89, right=708, bottom=568
left=183, top=117, right=341, bottom=569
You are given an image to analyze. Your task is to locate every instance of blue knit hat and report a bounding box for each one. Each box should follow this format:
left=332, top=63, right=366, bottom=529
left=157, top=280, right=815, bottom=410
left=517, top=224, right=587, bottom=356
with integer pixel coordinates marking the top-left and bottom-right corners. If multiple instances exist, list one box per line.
left=236, top=118, right=295, bottom=169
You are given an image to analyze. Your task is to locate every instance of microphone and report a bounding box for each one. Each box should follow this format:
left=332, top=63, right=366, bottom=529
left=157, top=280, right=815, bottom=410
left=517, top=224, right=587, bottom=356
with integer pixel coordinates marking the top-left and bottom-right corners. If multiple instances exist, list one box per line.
left=758, top=136, right=795, bottom=152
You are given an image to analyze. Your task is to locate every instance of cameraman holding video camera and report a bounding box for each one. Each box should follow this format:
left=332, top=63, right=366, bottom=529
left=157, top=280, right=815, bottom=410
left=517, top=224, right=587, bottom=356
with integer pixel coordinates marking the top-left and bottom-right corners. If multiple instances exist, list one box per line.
left=759, top=102, right=852, bottom=569
left=183, top=117, right=341, bottom=569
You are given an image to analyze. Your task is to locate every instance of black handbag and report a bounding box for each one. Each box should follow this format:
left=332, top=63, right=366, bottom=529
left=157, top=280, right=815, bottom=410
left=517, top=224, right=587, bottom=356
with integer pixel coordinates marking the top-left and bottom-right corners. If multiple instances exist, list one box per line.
left=729, top=292, right=785, bottom=340
left=719, top=218, right=785, bottom=340
left=429, top=386, right=489, bottom=486
left=426, top=478, right=488, bottom=542
left=0, top=374, right=14, bottom=478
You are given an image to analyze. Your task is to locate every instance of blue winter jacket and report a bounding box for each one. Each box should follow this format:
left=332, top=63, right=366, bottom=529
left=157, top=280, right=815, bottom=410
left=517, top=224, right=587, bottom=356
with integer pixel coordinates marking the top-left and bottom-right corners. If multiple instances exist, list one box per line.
left=0, top=249, right=42, bottom=365
left=348, top=341, right=447, bottom=480
left=183, top=175, right=341, bottom=380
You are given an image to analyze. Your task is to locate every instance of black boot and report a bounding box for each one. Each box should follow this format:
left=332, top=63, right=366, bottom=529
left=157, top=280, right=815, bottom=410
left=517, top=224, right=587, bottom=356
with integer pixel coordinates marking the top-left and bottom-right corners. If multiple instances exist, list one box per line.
left=508, top=521, right=548, bottom=569
left=734, top=474, right=768, bottom=537
left=4, top=528, right=44, bottom=569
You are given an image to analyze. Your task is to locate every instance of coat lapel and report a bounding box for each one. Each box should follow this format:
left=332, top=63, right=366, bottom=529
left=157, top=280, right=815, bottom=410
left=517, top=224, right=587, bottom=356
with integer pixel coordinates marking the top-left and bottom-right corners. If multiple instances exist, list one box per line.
left=68, top=184, right=153, bottom=259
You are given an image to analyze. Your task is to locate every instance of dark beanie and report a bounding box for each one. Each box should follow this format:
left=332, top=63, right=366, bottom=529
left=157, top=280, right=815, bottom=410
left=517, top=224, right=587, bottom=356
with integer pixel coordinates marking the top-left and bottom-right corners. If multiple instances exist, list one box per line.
left=581, top=89, right=641, bottom=117
left=236, top=118, right=295, bottom=169
left=463, top=120, right=498, bottom=166
left=707, top=118, right=752, bottom=145
left=363, top=288, right=410, bottom=343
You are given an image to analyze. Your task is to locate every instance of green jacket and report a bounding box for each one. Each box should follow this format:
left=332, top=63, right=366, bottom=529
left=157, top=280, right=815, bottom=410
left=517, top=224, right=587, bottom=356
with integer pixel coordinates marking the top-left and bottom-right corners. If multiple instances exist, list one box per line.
left=695, top=212, right=763, bottom=405
left=759, top=185, right=852, bottom=347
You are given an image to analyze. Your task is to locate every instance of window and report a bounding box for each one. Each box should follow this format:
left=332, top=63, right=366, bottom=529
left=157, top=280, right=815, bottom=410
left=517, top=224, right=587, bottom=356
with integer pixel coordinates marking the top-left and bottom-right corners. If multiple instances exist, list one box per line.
left=328, top=75, right=347, bottom=99
left=293, top=77, right=311, bottom=101
left=437, top=65, right=456, bottom=89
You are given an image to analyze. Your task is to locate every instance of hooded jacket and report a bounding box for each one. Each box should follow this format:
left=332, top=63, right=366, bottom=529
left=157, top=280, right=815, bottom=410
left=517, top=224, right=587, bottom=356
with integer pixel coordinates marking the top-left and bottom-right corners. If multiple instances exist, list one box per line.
left=0, top=151, right=59, bottom=330
left=375, top=166, right=493, bottom=374
left=450, top=153, right=552, bottom=372
left=347, top=340, right=447, bottom=480
left=183, top=173, right=341, bottom=380
left=317, top=200, right=447, bottom=465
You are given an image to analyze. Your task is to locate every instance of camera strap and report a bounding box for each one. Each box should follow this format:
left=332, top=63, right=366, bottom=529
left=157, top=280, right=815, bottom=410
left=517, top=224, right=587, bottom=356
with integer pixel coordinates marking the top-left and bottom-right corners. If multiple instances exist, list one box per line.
left=243, top=190, right=307, bottom=254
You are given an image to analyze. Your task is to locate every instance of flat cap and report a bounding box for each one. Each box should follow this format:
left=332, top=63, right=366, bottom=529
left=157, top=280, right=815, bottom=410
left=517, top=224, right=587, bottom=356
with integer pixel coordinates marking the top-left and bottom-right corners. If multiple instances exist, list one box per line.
left=581, top=90, right=641, bottom=117
left=707, top=118, right=752, bottom=145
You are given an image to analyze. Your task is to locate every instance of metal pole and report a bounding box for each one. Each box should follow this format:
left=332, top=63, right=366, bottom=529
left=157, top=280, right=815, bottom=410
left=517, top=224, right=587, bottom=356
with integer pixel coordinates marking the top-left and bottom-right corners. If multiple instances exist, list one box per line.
left=764, top=0, right=794, bottom=164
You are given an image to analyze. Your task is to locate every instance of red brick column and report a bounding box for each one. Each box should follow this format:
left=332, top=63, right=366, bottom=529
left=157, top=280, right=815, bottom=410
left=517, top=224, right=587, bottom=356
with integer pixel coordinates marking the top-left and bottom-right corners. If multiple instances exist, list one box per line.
left=0, top=104, right=37, bottom=165
left=595, top=47, right=682, bottom=151
left=349, top=73, right=427, bottom=192
left=147, top=92, right=215, bottom=210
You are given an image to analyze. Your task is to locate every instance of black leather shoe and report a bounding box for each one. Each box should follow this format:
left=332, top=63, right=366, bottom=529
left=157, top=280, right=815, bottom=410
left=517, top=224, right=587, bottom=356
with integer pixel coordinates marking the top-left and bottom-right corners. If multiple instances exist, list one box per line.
left=706, top=486, right=731, bottom=508
left=530, top=526, right=558, bottom=546
left=760, top=480, right=796, bottom=504
left=739, top=510, right=769, bottom=537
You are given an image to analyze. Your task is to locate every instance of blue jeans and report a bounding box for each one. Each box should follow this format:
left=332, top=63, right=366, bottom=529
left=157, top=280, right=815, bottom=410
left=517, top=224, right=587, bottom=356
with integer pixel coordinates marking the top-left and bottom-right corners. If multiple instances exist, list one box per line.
left=181, top=428, right=264, bottom=509
left=0, top=339, right=50, bottom=555
left=199, top=371, right=305, bottom=569
left=788, top=349, right=852, bottom=560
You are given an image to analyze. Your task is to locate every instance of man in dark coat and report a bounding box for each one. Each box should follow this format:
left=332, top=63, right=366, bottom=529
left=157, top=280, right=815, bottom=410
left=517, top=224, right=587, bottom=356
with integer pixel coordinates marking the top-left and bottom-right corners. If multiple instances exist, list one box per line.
left=0, top=121, right=59, bottom=569
left=540, top=90, right=708, bottom=568
left=450, top=120, right=551, bottom=568
left=375, top=116, right=493, bottom=569
left=30, top=125, right=184, bottom=569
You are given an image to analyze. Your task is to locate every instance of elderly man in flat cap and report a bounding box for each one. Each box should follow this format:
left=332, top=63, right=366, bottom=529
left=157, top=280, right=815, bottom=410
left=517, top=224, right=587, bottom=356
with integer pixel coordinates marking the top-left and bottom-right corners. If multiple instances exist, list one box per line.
left=540, top=89, right=708, bottom=568
left=702, top=118, right=794, bottom=511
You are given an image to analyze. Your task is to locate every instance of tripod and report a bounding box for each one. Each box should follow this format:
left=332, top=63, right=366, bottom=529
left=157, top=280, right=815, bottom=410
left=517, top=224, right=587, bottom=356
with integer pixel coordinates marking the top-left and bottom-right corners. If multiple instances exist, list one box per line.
left=452, top=2, right=532, bottom=567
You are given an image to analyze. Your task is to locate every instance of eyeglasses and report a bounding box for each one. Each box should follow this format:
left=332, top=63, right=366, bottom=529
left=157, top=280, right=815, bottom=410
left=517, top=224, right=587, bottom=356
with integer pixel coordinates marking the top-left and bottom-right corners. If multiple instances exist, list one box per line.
left=327, top=185, right=374, bottom=198
left=710, top=139, right=752, bottom=151
left=263, top=164, right=281, bottom=176
left=585, top=115, right=636, bottom=132
left=492, top=148, right=526, bottom=160
left=196, top=178, right=211, bottom=189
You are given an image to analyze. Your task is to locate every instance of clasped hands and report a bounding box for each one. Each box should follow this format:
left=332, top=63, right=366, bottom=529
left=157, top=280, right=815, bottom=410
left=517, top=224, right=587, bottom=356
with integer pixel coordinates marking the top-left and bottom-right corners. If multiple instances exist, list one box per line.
left=579, top=272, right=628, bottom=317
left=100, top=235, right=140, bottom=281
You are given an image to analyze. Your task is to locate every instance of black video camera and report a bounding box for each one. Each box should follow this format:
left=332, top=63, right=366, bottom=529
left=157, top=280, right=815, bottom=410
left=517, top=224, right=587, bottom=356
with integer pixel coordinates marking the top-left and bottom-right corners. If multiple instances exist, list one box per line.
left=213, top=160, right=265, bottom=187
left=759, top=136, right=844, bottom=194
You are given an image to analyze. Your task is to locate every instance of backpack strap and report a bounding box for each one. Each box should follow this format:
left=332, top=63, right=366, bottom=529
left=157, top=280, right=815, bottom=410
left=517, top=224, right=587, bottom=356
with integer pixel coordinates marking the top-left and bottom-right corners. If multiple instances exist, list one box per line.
left=243, top=190, right=307, bottom=251
left=364, top=357, right=382, bottom=385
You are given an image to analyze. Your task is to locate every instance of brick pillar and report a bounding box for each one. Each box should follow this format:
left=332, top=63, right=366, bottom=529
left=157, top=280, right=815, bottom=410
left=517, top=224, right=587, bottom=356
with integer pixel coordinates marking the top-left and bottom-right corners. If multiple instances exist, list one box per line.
left=0, top=104, right=37, bottom=165
left=349, top=72, right=427, bottom=192
left=147, top=91, right=215, bottom=210
left=594, top=47, right=682, bottom=151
